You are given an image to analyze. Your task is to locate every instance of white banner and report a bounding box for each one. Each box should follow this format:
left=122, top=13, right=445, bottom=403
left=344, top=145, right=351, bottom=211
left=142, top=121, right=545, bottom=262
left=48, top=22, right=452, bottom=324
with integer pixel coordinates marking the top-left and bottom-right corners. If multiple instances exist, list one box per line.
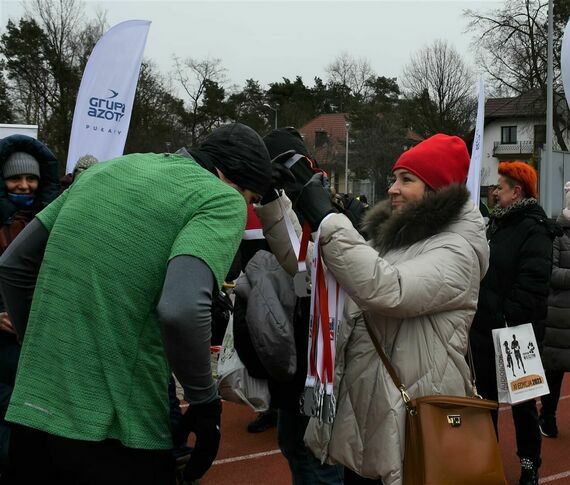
left=467, top=78, right=485, bottom=207
left=562, top=18, right=570, bottom=112
left=66, top=20, right=151, bottom=174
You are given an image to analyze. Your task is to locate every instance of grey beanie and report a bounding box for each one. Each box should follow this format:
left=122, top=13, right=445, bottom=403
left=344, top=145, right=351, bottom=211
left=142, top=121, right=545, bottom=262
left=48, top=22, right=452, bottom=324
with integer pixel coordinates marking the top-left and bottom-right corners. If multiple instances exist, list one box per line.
left=74, top=154, right=98, bottom=172
left=3, top=152, right=41, bottom=179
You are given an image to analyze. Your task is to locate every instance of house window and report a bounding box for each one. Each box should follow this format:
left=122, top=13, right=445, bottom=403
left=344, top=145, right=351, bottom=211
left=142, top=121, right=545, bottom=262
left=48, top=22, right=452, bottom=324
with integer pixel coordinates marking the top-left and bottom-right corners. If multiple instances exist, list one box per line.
left=501, top=126, right=517, bottom=144
left=534, top=124, right=546, bottom=146
left=315, top=130, right=328, bottom=149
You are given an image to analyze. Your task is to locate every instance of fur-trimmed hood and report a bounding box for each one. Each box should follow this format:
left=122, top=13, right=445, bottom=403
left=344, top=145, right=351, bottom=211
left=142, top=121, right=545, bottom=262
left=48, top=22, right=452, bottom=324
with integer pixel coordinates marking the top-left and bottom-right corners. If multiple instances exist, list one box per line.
left=362, top=183, right=488, bottom=280
left=363, top=184, right=470, bottom=249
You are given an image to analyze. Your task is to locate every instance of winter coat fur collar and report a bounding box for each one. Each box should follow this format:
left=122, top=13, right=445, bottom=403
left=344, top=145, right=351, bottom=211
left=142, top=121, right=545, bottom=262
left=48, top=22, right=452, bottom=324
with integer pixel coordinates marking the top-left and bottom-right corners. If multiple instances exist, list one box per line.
left=362, top=184, right=470, bottom=254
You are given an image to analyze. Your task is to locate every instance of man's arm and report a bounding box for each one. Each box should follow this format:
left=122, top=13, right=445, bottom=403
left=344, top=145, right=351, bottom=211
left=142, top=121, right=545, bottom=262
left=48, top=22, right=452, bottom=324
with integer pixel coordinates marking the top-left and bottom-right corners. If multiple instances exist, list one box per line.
left=157, top=254, right=217, bottom=404
left=157, top=254, right=222, bottom=482
left=0, top=218, right=49, bottom=341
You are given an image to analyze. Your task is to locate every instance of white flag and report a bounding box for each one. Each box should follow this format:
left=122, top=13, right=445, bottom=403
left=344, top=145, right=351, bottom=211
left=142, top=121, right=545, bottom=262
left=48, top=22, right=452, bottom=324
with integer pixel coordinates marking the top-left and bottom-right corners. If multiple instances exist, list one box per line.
left=66, top=20, right=151, bottom=174
left=467, top=78, right=485, bottom=206
left=561, top=18, right=570, bottom=111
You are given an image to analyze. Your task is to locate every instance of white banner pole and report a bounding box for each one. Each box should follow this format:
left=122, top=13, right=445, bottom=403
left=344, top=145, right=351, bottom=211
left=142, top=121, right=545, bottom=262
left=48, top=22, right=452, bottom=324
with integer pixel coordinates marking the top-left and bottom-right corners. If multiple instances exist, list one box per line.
left=467, top=78, right=485, bottom=207
left=66, top=20, right=151, bottom=174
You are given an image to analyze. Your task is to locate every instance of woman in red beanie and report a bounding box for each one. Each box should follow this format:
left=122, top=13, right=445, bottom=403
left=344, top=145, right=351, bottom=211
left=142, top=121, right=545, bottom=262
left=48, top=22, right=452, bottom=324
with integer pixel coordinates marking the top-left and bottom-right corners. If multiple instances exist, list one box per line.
left=256, top=134, right=490, bottom=485
left=470, top=161, right=558, bottom=485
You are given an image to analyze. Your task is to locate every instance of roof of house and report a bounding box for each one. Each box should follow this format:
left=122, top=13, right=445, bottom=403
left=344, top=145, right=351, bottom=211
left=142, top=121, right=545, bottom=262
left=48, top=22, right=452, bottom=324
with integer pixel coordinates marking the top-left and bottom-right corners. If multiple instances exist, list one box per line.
left=298, top=113, right=348, bottom=166
left=485, top=90, right=546, bottom=120
left=299, top=113, right=348, bottom=145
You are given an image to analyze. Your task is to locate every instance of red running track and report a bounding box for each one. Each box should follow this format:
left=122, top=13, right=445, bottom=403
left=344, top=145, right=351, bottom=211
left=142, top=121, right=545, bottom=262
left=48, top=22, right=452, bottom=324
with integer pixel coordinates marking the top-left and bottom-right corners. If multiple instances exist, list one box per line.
left=200, top=375, right=570, bottom=484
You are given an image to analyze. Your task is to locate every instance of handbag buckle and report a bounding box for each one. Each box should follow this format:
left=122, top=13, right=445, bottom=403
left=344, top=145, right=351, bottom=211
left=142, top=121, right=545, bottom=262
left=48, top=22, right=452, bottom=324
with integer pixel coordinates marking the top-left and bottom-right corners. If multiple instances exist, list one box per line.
left=400, top=386, right=417, bottom=415
left=399, top=386, right=411, bottom=404
left=447, top=415, right=462, bottom=427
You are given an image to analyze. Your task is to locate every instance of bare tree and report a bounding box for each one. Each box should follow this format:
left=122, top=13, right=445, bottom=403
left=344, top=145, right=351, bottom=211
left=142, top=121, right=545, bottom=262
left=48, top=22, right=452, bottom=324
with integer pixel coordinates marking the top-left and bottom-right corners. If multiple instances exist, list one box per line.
left=402, top=39, right=476, bottom=137
left=172, top=56, right=228, bottom=144
left=1, top=0, right=108, bottom=165
left=465, top=0, right=569, bottom=150
left=326, top=52, right=375, bottom=106
left=126, top=61, right=186, bottom=153
left=0, top=65, right=14, bottom=122
left=24, top=0, right=85, bottom=67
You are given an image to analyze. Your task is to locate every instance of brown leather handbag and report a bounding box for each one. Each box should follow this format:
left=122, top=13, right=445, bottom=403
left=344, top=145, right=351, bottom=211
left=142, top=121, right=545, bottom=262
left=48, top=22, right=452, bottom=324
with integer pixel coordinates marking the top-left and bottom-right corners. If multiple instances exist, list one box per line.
left=365, top=320, right=507, bottom=485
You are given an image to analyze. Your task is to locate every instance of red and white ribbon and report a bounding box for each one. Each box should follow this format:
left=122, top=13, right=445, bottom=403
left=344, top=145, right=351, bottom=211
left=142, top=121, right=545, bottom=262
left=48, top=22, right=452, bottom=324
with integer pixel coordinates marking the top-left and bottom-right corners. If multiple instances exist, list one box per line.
left=275, top=186, right=345, bottom=422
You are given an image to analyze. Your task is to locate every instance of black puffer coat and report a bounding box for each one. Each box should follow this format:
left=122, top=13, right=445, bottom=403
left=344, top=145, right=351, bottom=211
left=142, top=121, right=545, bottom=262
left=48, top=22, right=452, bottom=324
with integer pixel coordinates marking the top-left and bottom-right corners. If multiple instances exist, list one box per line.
left=542, top=213, right=570, bottom=371
left=471, top=201, right=557, bottom=347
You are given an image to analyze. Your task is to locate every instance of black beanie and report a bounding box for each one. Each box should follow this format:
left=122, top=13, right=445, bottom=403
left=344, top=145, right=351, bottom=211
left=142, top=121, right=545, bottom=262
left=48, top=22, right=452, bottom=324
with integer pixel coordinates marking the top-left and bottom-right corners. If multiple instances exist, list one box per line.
left=263, top=127, right=310, bottom=159
left=199, top=123, right=272, bottom=195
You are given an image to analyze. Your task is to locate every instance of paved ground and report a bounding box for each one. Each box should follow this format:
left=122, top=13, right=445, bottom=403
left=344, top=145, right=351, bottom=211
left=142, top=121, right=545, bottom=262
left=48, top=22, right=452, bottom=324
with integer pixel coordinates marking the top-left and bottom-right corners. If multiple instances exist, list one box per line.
left=199, top=375, right=570, bottom=485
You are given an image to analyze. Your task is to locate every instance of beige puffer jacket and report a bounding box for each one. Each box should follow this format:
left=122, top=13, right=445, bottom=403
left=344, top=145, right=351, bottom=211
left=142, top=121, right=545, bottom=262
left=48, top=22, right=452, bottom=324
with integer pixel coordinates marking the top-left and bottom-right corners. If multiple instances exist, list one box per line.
left=256, top=185, right=489, bottom=484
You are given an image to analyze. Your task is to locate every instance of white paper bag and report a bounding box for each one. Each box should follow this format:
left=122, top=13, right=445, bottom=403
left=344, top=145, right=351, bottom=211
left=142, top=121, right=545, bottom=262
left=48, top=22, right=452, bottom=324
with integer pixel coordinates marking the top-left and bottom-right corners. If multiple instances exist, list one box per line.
left=217, top=315, right=270, bottom=413
left=492, top=323, right=549, bottom=404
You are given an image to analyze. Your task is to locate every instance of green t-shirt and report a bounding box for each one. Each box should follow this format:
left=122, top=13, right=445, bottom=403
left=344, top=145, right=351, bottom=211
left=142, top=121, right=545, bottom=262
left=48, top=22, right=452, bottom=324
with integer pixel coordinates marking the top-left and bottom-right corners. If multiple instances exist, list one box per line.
left=7, top=153, right=246, bottom=449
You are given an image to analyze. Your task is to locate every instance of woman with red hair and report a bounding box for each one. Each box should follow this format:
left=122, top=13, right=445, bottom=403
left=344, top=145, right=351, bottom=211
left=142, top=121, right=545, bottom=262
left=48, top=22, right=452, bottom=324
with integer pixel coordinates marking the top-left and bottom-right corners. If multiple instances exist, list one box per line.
left=470, top=161, right=558, bottom=485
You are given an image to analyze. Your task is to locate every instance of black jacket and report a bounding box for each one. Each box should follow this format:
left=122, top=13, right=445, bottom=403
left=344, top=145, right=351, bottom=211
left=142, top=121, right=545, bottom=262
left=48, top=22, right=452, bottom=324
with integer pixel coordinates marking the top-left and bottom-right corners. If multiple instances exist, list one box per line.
left=471, top=201, right=557, bottom=343
left=542, top=213, right=570, bottom=371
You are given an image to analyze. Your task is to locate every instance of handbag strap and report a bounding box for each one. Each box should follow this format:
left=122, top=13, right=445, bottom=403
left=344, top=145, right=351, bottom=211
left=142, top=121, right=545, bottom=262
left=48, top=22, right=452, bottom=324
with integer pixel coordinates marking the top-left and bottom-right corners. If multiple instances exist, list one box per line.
left=364, top=318, right=480, bottom=406
left=363, top=318, right=412, bottom=408
left=466, top=340, right=482, bottom=398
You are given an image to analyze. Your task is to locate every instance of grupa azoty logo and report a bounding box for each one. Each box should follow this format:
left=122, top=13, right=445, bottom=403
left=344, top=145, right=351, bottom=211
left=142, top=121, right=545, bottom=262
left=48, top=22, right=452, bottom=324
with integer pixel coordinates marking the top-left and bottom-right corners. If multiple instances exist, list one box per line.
left=87, top=89, right=126, bottom=122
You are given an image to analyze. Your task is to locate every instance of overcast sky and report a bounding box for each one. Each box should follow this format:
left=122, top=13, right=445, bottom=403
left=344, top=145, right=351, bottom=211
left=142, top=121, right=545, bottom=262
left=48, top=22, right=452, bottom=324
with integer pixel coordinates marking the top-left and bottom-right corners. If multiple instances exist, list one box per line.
left=1, top=0, right=501, bottom=91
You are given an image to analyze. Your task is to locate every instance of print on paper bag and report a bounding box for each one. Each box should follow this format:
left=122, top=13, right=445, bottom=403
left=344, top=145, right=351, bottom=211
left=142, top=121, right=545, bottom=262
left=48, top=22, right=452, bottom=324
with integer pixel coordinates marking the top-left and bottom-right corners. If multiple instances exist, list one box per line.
left=492, top=323, right=549, bottom=404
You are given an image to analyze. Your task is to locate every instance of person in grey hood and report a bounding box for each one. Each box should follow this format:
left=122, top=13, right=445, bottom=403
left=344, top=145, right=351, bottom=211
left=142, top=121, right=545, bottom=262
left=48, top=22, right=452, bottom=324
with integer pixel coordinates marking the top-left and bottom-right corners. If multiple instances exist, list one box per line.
left=0, top=134, right=60, bottom=473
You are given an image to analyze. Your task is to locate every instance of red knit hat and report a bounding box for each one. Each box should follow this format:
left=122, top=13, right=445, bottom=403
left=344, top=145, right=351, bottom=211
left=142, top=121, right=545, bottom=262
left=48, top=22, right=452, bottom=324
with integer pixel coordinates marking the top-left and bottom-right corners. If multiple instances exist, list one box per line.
left=498, top=161, right=538, bottom=199
left=392, top=134, right=470, bottom=190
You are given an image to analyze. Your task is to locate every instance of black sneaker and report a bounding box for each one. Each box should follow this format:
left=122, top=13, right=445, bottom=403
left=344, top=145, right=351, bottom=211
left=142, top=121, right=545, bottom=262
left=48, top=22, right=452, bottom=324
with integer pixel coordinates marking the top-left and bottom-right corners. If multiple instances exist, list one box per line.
left=247, top=410, right=278, bottom=433
left=519, top=458, right=539, bottom=485
left=539, top=414, right=559, bottom=438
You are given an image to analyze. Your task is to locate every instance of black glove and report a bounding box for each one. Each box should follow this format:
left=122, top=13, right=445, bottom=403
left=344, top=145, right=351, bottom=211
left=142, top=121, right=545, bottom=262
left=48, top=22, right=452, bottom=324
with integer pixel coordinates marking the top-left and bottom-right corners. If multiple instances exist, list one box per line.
left=173, top=399, right=222, bottom=481
left=261, top=150, right=296, bottom=204
left=296, top=173, right=337, bottom=231
left=342, top=196, right=367, bottom=235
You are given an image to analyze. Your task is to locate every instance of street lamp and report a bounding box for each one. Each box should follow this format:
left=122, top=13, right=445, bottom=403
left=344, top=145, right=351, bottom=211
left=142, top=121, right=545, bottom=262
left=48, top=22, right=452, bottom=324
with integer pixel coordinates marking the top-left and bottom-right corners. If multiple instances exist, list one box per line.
left=345, top=122, right=350, bottom=193
left=263, top=103, right=278, bottom=129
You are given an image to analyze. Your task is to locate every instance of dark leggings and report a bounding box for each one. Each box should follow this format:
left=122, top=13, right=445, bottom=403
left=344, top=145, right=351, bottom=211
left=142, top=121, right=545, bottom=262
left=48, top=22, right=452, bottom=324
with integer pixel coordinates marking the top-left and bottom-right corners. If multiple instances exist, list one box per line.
left=541, top=370, right=566, bottom=417
left=471, top=335, right=542, bottom=463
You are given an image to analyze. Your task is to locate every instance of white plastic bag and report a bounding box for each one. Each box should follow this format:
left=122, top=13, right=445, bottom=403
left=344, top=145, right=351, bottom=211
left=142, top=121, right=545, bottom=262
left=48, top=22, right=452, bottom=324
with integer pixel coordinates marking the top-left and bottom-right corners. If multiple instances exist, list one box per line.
left=492, top=323, right=549, bottom=404
left=217, top=315, right=270, bottom=412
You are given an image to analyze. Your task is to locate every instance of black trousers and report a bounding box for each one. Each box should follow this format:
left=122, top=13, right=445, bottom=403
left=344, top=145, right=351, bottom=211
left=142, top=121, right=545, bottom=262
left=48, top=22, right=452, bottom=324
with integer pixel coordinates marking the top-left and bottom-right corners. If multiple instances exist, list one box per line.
left=344, top=468, right=383, bottom=484
left=0, top=424, right=175, bottom=484
left=0, top=334, right=19, bottom=472
left=471, top=335, right=542, bottom=464
left=541, top=369, right=566, bottom=417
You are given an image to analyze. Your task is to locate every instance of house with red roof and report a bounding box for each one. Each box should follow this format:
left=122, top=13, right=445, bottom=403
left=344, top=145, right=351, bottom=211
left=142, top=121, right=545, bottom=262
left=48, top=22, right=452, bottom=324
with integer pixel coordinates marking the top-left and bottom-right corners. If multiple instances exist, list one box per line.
left=298, top=113, right=422, bottom=201
left=298, top=113, right=350, bottom=192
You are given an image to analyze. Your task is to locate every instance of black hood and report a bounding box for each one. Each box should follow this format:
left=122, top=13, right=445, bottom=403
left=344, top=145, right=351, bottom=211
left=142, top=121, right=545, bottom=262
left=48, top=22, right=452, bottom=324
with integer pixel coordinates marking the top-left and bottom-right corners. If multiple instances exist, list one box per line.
left=263, top=127, right=310, bottom=159
left=199, top=123, right=272, bottom=196
left=0, top=134, right=60, bottom=223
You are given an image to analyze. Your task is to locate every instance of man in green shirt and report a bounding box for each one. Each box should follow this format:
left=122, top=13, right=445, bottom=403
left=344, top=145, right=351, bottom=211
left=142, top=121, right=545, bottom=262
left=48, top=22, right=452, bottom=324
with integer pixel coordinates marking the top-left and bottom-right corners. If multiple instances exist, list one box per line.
left=0, top=123, right=273, bottom=484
